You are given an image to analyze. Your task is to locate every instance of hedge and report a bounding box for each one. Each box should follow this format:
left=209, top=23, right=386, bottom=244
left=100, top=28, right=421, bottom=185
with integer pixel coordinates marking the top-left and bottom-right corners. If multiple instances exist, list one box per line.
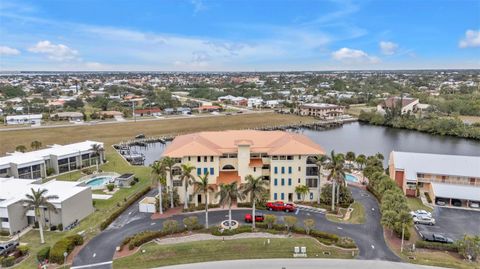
left=182, top=203, right=220, bottom=212
left=100, top=186, right=151, bottom=230
left=49, top=234, right=84, bottom=264
left=415, top=240, right=458, bottom=252
left=1, top=256, right=15, bottom=267
left=37, top=246, right=50, bottom=262
left=17, top=245, right=29, bottom=256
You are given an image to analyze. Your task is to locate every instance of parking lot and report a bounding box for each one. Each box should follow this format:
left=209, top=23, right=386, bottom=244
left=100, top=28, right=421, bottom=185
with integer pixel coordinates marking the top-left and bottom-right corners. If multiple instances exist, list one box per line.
left=415, top=206, right=480, bottom=240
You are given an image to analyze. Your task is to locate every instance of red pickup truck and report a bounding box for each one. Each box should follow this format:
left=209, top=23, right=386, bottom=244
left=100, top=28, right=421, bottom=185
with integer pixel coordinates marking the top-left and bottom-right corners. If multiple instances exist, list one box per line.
left=244, top=213, right=265, bottom=223
left=266, top=201, right=296, bottom=212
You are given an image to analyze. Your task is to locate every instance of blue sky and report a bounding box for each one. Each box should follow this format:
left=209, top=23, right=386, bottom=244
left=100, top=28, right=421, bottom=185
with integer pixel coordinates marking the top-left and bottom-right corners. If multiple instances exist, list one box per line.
left=0, top=0, right=479, bottom=71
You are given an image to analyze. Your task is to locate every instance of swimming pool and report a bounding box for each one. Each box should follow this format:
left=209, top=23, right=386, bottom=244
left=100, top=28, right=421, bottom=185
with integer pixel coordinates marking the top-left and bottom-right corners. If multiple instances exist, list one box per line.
left=85, top=176, right=115, bottom=189
left=345, top=173, right=359, bottom=183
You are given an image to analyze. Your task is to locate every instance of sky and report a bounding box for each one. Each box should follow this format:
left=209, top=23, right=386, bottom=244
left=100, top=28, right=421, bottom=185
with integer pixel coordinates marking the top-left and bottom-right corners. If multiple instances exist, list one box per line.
left=0, top=0, right=479, bottom=71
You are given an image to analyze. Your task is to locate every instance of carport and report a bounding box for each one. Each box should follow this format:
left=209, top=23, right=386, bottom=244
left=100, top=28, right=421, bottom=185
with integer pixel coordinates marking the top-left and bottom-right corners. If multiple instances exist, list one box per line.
left=431, top=182, right=480, bottom=209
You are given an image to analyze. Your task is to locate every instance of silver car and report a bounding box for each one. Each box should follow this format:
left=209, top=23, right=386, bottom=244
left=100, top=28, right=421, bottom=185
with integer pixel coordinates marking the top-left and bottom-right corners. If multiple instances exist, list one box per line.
left=413, top=216, right=435, bottom=226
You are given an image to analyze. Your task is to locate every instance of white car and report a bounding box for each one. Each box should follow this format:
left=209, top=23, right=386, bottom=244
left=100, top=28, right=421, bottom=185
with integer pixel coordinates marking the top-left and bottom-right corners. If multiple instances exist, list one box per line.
left=413, top=216, right=435, bottom=226
left=469, top=202, right=479, bottom=208
left=410, top=210, right=432, bottom=218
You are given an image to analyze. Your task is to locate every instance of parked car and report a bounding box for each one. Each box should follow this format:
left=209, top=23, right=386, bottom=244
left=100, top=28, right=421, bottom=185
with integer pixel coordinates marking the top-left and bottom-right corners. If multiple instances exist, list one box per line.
left=436, top=200, right=447, bottom=206
left=451, top=199, right=462, bottom=207
left=244, top=213, right=265, bottom=223
left=469, top=202, right=480, bottom=208
left=0, top=240, right=19, bottom=256
left=413, top=216, right=435, bottom=226
left=421, top=233, right=454, bottom=244
left=266, top=201, right=296, bottom=212
left=410, top=210, right=432, bottom=218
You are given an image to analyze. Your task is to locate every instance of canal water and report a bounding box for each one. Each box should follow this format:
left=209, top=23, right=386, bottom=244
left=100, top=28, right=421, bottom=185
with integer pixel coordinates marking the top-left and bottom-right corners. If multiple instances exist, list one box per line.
left=130, top=122, right=480, bottom=166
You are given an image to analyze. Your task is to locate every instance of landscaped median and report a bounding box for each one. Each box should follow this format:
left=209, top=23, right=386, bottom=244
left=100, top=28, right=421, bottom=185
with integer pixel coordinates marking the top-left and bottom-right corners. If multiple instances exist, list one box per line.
left=113, top=215, right=357, bottom=269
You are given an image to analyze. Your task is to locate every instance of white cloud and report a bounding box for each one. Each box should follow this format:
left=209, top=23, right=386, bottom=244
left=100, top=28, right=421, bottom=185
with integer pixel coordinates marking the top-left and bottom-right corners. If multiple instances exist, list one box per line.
left=191, top=0, right=207, bottom=14
left=379, top=41, right=398, bottom=55
left=28, top=40, right=79, bottom=61
left=459, top=29, right=480, bottom=48
left=0, top=46, right=20, bottom=55
left=331, top=47, right=379, bottom=63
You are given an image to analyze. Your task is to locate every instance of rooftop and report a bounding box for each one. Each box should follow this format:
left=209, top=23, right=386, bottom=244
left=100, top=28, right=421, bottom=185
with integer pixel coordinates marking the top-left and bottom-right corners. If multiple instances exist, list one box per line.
left=431, top=182, right=480, bottom=201
left=390, top=151, right=480, bottom=180
left=300, top=103, right=342, bottom=109
left=162, top=130, right=324, bottom=158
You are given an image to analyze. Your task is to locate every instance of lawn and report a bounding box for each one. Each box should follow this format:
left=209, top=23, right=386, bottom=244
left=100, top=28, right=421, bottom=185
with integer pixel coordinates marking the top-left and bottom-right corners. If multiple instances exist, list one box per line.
left=0, top=112, right=313, bottom=154
left=113, top=238, right=355, bottom=269
left=325, top=202, right=366, bottom=224
left=406, top=197, right=432, bottom=212
left=345, top=104, right=376, bottom=117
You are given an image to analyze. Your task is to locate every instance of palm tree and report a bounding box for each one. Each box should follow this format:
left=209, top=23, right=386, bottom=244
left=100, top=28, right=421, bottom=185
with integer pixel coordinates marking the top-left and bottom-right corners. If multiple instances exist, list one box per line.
left=193, top=172, right=214, bottom=228
left=242, top=175, right=268, bottom=229
left=22, top=188, right=58, bottom=244
left=180, top=164, right=195, bottom=209
left=295, top=185, right=309, bottom=201
left=345, top=151, right=356, bottom=169
left=324, top=150, right=349, bottom=212
left=217, top=182, right=245, bottom=229
left=90, top=144, right=104, bottom=172
left=151, top=161, right=165, bottom=214
left=356, top=154, right=367, bottom=170
left=315, top=155, right=328, bottom=204
left=160, top=157, right=176, bottom=209
left=30, top=140, right=42, bottom=150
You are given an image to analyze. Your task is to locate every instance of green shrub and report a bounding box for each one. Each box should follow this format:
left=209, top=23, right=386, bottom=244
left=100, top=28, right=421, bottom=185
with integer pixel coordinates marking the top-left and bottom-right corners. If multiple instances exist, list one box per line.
left=163, top=219, right=179, bottom=234
left=181, top=203, right=220, bottom=212
left=310, top=230, right=339, bottom=245
left=210, top=225, right=252, bottom=236
left=100, top=186, right=151, bottom=230
left=46, top=167, right=55, bottom=176
left=130, top=181, right=136, bottom=186
left=183, top=216, right=199, bottom=231
left=106, top=183, right=115, bottom=192
left=1, top=256, right=15, bottom=267
left=49, top=234, right=84, bottom=264
left=58, top=223, right=63, bottom=231
left=37, top=246, right=50, bottom=262
left=0, top=230, right=9, bottom=236
left=336, top=237, right=357, bottom=249
left=50, top=225, right=57, bottom=231
left=416, top=240, right=458, bottom=252
left=17, top=245, right=29, bottom=255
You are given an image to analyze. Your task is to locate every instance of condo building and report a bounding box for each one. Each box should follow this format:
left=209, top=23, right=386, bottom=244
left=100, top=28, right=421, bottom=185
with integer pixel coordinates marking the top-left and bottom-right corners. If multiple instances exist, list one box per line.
left=297, top=103, right=345, bottom=119
left=0, top=141, right=104, bottom=180
left=162, top=130, right=325, bottom=205
left=0, top=178, right=94, bottom=235
left=389, top=151, right=480, bottom=208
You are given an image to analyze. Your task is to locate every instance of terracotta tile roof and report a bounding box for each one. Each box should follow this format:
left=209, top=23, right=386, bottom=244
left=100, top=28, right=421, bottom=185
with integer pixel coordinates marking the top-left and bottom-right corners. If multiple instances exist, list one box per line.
left=162, top=130, right=324, bottom=158
left=216, top=171, right=241, bottom=185
left=249, top=159, right=263, bottom=167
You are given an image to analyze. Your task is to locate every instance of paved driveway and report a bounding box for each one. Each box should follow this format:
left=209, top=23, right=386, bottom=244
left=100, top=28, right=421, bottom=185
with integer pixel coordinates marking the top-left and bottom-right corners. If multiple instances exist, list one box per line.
left=415, top=206, right=480, bottom=240
left=72, top=186, right=400, bottom=269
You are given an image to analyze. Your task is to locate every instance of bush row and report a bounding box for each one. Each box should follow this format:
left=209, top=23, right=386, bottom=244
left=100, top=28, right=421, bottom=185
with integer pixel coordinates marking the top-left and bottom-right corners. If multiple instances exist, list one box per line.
left=37, top=246, right=50, bottom=262
left=415, top=240, right=458, bottom=252
left=49, top=234, right=84, bottom=264
left=0, top=256, right=15, bottom=267
left=100, top=185, right=151, bottom=230
left=182, top=203, right=220, bottom=212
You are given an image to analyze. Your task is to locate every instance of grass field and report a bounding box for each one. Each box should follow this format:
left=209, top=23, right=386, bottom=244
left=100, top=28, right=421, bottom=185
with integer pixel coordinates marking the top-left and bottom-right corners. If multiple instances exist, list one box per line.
left=0, top=112, right=312, bottom=154
left=345, top=104, right=376, bottom=117
left=406, top=197, right=433, bottom=212
left=458, top=115, right=480, bottom=124
left=325, top=202, right=366, bottom=224
left=113, top=238, right=355, bottom=269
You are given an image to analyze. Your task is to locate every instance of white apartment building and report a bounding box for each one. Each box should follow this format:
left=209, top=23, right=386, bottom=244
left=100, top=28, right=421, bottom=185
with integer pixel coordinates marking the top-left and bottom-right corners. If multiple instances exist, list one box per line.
left=0, top=141, right=104, bottom=180
left=162, top=130, right=325, bottom=205
left=0, top=178, right=94, bottom=235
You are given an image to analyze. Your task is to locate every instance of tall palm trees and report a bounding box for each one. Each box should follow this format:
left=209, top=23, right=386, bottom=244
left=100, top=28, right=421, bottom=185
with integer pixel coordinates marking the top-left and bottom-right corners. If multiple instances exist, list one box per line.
left=151, top=161, right=165, bottom=214
left=22, top=188, right=58, bottom=244
left=242, top=175, right=268, bottom=229
left=217, top=182, right=245, bottom=229
left=160, top=157, right=176, bottom=209
left=180, top=164, right=195, bottom=209
left=324, top=150, right=349, bottom=212
left=90, top=144, right=104, bottom=172
left=315, top=155, right=328, bottom=204
left=193, top=172, right=213, bottom=228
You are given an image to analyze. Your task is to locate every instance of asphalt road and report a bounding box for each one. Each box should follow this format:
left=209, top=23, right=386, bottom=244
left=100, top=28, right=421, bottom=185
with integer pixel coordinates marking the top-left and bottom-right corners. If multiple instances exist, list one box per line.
left=72, top=186, right=400, bottom=269
left=156, top=258, right=443, bottom=269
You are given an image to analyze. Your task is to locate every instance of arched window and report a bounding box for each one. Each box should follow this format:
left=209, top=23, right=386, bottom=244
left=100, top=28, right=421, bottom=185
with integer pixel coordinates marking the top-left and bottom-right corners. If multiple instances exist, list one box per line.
left=222, top=165, right=235, bottom=170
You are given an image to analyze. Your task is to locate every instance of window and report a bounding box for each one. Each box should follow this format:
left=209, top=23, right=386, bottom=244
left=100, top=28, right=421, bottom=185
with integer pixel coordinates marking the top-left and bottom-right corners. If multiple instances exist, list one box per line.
left=222, top=165, right=235, bottom=170
left=197, top=168, right=201, bottom=175
left=210, top=168, right=214, bottom=175
left=188, top=156, right=191, bottom=161
left=298, top=166, right=301, bottom=172
left=281, top=193, right=285, bottom=200
left=280, top=156, right=286, bottom=160
left=203, top=168, right=208, bottom=175
left=288, top=178, right=292, bottom=186
left=274, top=193, right=278, bottom=200
left=288, top=167, right=292, bottom=174
left=253, top=167, right=256, bottom=172
left=310, top=192, right=314, bottom=200
left=281, top=167, right=285, bottom=174
left=210, top=156, right=214, bottom=162
left=281, top=178, right=285, bottom=186
left=274, top=167, right=278, bottom=174
left=298, top=178, right=301, bottom=183
left=204, top=156, right=207, bottom=162
left=287, top=156, right=293, bottom=160
left=274, top=178, right=278, bottom=186
left=272, top=156, right=278, bottom=160
left=306, top=178, right=318, bottom=188
left=297, top=193, right=301, bottom=200
left=197, top=156, right=201, bottom=162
